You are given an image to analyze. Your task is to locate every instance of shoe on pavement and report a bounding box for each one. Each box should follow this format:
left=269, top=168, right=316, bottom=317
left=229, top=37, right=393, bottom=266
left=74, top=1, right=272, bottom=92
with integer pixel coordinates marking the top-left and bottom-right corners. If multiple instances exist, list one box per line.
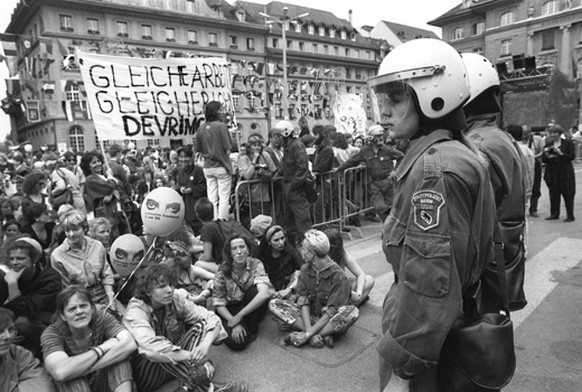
left=212, top=381, right=249, bottom=392
left=545, top=216, right=559, bottom=220
left=564, top=217, right=575, bottom=222
left=529, top=211, right=539, bottom=217
left=323, top=335, right=335, bottom=348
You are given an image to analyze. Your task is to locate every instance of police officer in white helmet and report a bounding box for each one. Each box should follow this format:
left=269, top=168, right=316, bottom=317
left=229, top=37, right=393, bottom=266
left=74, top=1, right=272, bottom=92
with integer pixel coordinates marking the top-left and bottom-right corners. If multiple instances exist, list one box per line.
left=370, top=39, right=497, bottom=391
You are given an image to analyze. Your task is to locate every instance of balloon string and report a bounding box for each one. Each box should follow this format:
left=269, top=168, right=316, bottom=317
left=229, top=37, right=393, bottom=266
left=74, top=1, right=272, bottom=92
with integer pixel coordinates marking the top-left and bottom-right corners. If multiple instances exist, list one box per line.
left=106, top=236, right=158, bottom=312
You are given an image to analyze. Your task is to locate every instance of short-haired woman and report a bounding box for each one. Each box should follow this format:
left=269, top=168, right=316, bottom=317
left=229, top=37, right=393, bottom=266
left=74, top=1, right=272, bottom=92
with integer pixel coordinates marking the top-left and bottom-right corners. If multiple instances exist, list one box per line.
left=41, top=286, right=135, bottom=392
left=269, top=229, right=359, bottom=349
left=50, top=209, right=117, bottom=309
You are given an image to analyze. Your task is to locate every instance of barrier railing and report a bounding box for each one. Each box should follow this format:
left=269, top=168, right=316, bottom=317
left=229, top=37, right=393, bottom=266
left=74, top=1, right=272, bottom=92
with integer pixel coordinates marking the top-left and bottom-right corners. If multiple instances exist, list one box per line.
left=232, top=165, right=374, bottom=234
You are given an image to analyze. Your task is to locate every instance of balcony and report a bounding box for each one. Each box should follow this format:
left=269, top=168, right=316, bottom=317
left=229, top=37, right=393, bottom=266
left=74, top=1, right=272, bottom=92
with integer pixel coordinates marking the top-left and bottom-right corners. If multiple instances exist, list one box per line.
left=87, top=30, right=100, bottom=35
left=117, top=33, right=129, bottom=38
left=166, top=38, right=176, bottom=42
left=142, top=35, right=153, bottom=40
left=60, top=27, right=74, bottom=33
left=188, top=40, right=198, bottom=45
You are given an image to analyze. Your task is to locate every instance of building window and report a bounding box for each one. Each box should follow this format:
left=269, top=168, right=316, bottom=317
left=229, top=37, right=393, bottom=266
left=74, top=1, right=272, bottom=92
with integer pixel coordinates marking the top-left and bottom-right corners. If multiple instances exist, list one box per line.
left=66, top=83, right=80, bottom=101
left=345, top=67, right=351, bottom=79
left=232, top=95, right=240, bottom=112
left=236, top=11, right=245, bottom=22
left=500, top=10, right=515, bottom=26
left=355, top=49, right=360, bottom=59
left=147, top=139, right=160, bottom=147
left=186, top=0, right=199, bottom=13
left=166, top=0, right=179, bottom=9
left=208, top=32, right=218, bottom=46
left=69, top=126, right=85, bottom=152
left=324, top=45, right=328, bottom=54
left=541, top=30, right=555, bottom=50
left=165, top=27, right=175, bottom=42
left=473, top=47, right=484, bottom=55
left=87, top=18, right=99, bottom=34
left=350, top=32, right=356, bottom=41
left=366, top=50, right=371, bottom=59
left=451, top=27, right=464, bottom=41
left=319, top=26, right=325, bottom=36
left=500, top=39, right=512, bottom=56
left=299, top=42, right=304, bottom=51
left=541, top=0, right=557, bottom=16
left=287, top=40, right=293, bottom=49
left=312, top=43, right=318, bottom=53
left=188, top=30, right=198, bottom=44
left=60, top=15, right=73, bottom=32
left=247, top=37, right=255, bottom=51
left=345, top=48, right=350, bottom=57
left=272, top=38, right=279, bottom=48
left=308, top=25, right=314, bottom=34
left=334, top=46, right=339, bottom=55
left=471, top=21, right=485, bottom=36
left=294, top=22, right=301, bottom=33
left=330, top=29, right=335, bottom=38
left=142, top=24, right=152, bottom=39
left=340, top=30, right=347, bottom=40
left=229, top=36, right=238, bottom=48
left=117, top=21, right=128, bottom=37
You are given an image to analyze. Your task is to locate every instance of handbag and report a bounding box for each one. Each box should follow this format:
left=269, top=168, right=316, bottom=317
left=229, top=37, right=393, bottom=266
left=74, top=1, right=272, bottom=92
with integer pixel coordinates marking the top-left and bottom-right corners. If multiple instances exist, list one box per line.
left=438, top=225, right=516, bottom=392
left=48, top=170, right=74, bottom=209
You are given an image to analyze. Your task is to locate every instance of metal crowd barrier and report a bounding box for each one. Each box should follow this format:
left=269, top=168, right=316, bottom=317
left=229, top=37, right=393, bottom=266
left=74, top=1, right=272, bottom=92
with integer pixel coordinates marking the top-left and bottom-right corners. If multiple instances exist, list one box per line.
left=232, top=165, right=374, bottom=233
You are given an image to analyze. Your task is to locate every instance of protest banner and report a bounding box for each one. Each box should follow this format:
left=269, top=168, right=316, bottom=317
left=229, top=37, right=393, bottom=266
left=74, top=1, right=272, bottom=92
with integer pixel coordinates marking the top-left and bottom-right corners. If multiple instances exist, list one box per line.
left=77, top=51, right=234, bottom=141
left=333, top=93, right=367, bottom=137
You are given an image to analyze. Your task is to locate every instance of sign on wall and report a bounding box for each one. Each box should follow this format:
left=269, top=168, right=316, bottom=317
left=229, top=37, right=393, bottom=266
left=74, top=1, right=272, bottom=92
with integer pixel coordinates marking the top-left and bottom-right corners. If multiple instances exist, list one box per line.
left=77, top=51, right=234, bottom=141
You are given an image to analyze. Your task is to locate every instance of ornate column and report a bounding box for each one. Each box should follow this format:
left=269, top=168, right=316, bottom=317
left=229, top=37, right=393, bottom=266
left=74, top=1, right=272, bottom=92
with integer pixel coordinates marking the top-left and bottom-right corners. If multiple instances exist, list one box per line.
left=560, top=24, right=572, bottom=77
left=527, top=32, right=535, bottom=57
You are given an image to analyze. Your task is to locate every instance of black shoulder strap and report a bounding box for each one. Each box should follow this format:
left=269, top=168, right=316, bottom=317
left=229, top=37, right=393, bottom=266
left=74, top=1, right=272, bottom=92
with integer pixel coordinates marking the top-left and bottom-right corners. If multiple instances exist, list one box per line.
left=493, top=222, right=511, bottom=318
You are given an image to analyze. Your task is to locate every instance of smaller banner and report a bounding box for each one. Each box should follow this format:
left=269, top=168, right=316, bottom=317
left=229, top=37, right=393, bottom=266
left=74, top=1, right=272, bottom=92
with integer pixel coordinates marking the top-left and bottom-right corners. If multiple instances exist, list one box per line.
left=333, top=93, right=366, bottom=137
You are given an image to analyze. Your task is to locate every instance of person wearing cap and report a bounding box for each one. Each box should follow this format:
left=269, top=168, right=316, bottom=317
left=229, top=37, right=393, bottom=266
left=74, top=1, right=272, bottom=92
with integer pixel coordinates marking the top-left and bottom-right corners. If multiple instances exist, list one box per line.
left=273, top=120, right=312, bottom=245
left=0, top=236, right=62, bottom=357
left=0, top=307, right=55, bottom=392
left=269, top=229, right=359, bottom=349
left=462, top=52, right=528, bottom=312
left=194, top=101, right=233, bottom=221
left=335, top=124, right=404, bottom=223
left=368, top=39, right=496, bottom=391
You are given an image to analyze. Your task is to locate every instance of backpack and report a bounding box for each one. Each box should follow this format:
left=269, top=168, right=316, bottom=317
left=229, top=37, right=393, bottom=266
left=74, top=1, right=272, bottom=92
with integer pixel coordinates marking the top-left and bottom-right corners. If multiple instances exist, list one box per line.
left=217, top=219, right=253, bottom=241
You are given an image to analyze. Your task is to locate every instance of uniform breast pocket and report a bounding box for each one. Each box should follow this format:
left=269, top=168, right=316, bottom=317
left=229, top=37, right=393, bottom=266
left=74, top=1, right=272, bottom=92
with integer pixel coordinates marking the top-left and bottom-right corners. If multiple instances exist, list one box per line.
left=402, top=231, right=451, bottom=298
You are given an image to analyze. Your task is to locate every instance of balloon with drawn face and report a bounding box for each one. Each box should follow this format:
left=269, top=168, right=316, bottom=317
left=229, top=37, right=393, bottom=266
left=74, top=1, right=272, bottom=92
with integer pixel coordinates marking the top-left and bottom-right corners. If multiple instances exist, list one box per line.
left=140, top=187, right=185, bottom=237
left=109, top=234, right=145, bottom=277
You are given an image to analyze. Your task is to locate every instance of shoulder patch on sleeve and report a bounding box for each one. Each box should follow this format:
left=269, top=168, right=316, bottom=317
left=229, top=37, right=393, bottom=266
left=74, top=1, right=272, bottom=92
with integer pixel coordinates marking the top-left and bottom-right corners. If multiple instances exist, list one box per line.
left=411, top=190, right=445, bottom=231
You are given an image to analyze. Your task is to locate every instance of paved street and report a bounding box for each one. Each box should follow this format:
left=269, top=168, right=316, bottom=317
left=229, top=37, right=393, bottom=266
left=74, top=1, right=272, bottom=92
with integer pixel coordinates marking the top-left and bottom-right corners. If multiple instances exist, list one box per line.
left=160, top=162, right=582, bottom=392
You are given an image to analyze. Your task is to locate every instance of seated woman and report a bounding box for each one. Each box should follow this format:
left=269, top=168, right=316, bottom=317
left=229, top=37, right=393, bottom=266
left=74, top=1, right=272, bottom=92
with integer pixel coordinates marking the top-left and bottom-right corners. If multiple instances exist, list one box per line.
left=0, top=237, right=61, bottom=357
left=324, top=228, right=374, bottom=306
left=256, top=225, right=303, bottom=299
left=212, top=234, right=273, bottom=351
left=165, top=240, right=214, bottom=306
left=50, top=209, right=117, bottom=310
left=270, top=229, right=359, bottom=349
left=0, top=308, right=55, bottom=392
left=41, top=286, right=135, bottom=392
left=123, top=264, right=247, bottom=392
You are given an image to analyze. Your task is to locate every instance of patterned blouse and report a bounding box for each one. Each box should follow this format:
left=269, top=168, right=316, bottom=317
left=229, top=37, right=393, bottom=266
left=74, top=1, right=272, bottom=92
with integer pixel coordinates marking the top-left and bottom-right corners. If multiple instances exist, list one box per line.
left=212, top=257, right=273, bottom=307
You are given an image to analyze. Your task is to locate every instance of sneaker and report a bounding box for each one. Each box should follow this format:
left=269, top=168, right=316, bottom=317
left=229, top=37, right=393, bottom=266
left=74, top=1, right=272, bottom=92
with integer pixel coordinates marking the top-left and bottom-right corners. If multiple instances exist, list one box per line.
left=212, top=381, right=249, bottom=392
left=189, top=362, right=213, bottom=386
left=323, top=335, right=335, bottom=348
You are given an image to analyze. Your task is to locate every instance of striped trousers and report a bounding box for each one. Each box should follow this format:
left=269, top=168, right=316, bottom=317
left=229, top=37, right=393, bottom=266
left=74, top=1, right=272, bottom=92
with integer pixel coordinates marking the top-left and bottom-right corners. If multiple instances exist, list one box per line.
left=55, top=359, right=133, bottom=392
left=132, top=320, right=210, bottom=392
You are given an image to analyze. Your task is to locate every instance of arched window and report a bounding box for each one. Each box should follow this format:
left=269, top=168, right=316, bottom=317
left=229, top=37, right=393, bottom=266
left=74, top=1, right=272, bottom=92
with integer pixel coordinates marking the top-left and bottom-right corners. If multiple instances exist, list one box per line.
left=542, top=1, right=557, bottom=16
left=500, top=10, right=515, bottom=26
left=69, top=125, right=85, bottom=152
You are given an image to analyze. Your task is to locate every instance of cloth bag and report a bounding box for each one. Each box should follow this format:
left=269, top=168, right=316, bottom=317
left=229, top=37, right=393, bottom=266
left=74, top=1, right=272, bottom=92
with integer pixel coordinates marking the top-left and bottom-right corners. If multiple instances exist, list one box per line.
left=49, top=170, right=74, bottom=209
left=438, top=226, right=516, bottom=392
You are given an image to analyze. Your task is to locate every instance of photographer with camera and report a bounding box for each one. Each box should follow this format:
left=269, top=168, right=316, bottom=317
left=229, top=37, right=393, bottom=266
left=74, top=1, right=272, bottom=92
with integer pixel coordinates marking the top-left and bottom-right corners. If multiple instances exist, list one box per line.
left=237, top=134, right=278, bottom=226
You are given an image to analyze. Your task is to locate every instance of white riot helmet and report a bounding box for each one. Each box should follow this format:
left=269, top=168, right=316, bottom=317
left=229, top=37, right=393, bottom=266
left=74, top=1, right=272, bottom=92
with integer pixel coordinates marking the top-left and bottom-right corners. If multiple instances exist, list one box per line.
left=272, top=120, right=294, bottom=138
left=367, top=124, right=385, bottom=139
left=368, top=38, right=470, bottom=122
left=461, top=52, right=500, bottom=107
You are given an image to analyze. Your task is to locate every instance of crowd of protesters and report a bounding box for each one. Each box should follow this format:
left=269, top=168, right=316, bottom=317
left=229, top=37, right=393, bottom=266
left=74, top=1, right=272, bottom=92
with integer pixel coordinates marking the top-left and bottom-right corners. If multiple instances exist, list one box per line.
left=0, top=92, right=578, bottom=391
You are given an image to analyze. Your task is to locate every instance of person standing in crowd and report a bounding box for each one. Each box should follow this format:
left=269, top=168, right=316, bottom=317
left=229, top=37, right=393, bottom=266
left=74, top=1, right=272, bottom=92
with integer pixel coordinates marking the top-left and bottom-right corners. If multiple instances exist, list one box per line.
left=336, top=125, right=403, bottom=223
left=20, top=171, right=48, bottom=218
left=274, top=120, right=312, bottom=245
left=41, top=286, right=135, bottom=392
left=0, top=237, right=61, bottom=357
left=0, top=308, right=55, bottom=392
left=542, top=124, right=576, bottom=222
left=506, top=124, right=535, bottom=202
left=123, top=264, right=247, bottom=392
left=107, top=144, right=132, bottom=199
left=212, top=234, right=273, bottom=351
left=52, top=152, right=86, bottom=214
left=369, top=39, right=496, bottom=391
left=269, top=229, right=359, bottom=349
left=194, top=101, right=233, bottom=221
left=174, top=146, right=207, bottom=236
left=462, top=52, right=527, bottom=313
left=263, top=130, right=284, bottom=223
left=522, top=125, right=544, bottom=217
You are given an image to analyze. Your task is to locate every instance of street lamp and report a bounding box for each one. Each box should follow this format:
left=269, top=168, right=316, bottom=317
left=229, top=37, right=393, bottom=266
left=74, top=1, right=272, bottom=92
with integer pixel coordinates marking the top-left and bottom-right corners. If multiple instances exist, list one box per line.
left=260, top=7, right=309, bottom=120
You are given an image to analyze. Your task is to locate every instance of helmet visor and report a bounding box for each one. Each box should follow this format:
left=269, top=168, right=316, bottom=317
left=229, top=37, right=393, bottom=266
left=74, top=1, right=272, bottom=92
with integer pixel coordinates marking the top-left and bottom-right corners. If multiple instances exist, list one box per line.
left=370, top=80, right=415, bottom=125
